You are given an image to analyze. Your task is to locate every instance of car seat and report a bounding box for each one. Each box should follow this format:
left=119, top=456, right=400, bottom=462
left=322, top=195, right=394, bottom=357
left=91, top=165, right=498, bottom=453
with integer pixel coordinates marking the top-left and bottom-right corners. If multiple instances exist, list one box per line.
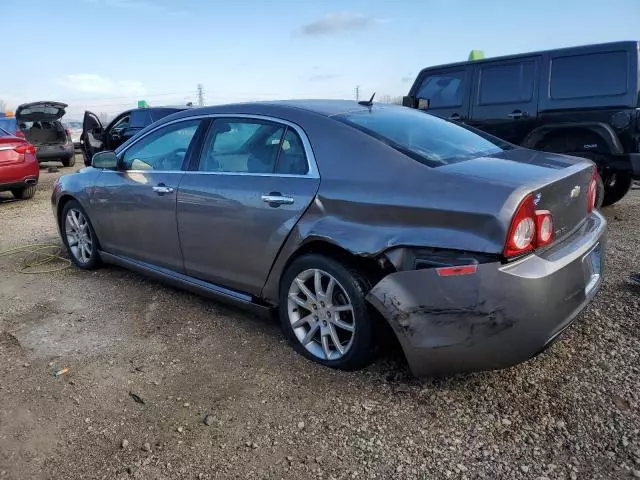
left=247, top=143, right=279, bottom=173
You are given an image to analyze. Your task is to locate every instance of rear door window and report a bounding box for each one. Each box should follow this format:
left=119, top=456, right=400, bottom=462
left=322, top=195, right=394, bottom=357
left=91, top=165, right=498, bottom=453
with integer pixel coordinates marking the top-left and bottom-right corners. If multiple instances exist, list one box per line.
left=415, top=70, right=466, bottom=108
left=478, top=61, right=535, bottom=105
left=550, top=51, right=627, bottom=99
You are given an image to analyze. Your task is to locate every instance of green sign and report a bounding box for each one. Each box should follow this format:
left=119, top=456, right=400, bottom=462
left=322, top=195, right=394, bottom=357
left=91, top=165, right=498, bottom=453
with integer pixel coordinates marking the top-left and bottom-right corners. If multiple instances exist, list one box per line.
left=137, top=100, right=149, bottom=108
left=468, top=50, right=485, bottom=61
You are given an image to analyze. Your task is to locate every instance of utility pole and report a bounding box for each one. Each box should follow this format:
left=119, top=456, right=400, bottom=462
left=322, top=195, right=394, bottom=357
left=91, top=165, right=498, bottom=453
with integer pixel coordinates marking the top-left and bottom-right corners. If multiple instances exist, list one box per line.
left=197, top=84, right=205, bottom=107
left=355, top=85, right=360, bottom=102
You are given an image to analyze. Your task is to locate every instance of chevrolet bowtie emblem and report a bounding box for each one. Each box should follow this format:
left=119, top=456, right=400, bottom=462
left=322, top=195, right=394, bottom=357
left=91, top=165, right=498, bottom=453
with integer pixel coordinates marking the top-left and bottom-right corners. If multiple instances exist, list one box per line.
left=570, top=186, right=581, bottom=199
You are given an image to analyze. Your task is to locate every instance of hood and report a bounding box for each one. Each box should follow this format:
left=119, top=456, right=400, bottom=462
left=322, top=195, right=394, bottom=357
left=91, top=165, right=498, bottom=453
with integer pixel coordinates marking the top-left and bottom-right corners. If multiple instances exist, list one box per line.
left=16, top=101, right=68, bottom=122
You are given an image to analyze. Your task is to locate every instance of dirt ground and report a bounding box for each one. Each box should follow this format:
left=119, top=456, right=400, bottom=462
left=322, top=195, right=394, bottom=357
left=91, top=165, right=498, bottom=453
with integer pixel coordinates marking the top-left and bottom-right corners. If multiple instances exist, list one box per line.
left=1, top=156, right=639, bottom=480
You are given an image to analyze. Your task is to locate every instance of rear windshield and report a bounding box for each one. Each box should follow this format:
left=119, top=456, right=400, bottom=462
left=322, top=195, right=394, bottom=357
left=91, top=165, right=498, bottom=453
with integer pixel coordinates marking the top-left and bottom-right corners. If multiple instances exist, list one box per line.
left=0, top=127, right=10, bottom=137
left=337, top=107, right=507, bottom=167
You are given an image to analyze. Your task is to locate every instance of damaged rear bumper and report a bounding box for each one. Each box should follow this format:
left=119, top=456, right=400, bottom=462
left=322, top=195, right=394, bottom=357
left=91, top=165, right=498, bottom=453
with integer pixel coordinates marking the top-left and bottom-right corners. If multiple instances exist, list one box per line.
left=366, top=212, right=607, bottom=377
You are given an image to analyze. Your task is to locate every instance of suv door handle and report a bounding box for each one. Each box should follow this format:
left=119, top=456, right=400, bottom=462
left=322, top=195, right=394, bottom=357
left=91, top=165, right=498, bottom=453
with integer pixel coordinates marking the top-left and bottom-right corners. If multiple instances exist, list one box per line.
left=152, top=185, right=174, bottom=195
left=261, top=193, right=294, bottom=206
left=507, top=110, right=527, bottom=119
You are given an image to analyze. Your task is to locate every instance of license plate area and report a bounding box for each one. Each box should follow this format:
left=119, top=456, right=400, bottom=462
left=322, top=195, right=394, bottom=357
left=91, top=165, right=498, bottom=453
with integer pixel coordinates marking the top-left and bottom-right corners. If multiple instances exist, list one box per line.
left=583, top=242, right=602, bottom=296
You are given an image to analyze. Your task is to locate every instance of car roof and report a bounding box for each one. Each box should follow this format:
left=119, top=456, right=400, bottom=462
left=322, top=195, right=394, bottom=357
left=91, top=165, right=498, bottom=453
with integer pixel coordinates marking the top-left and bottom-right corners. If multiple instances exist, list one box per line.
left=166, top=99, right=375, bottom=121
left=415, top=40, right=639, bottom=73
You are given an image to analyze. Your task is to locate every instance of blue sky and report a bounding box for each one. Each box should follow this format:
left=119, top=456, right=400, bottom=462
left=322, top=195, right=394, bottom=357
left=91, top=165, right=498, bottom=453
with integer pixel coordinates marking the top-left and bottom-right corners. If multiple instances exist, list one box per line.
left=2, top=0, right=639, bottom=119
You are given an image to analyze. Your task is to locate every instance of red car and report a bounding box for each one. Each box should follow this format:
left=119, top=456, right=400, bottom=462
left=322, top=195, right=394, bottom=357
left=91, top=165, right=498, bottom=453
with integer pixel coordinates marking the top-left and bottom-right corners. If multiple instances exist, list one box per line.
left=0, top=127, right=39, bottom=199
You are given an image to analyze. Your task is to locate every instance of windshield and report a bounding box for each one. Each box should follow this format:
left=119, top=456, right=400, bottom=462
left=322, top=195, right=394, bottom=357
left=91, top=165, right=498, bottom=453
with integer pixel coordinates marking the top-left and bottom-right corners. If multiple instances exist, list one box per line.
left=337, top=107, right=508, bottom=167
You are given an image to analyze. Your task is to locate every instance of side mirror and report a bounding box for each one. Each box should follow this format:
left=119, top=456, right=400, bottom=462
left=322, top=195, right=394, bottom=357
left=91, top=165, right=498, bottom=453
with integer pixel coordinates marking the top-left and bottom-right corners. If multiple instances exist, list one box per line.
left=402, top=95, right=416, bottom=108
left=92, top=151, right=118, bottom=169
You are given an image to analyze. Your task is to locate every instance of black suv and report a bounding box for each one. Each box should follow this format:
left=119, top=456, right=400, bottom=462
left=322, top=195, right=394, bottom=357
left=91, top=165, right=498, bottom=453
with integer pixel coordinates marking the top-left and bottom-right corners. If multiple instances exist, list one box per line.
left=404, top=41, right=640, bottom=206
left=81, top=106, right=187, bottom=166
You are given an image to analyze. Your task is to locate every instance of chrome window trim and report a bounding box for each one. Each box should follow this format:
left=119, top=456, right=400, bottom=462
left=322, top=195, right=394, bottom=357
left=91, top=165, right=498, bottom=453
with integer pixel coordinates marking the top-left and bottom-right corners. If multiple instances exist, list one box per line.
left=114, top=113, right=319, bottom=179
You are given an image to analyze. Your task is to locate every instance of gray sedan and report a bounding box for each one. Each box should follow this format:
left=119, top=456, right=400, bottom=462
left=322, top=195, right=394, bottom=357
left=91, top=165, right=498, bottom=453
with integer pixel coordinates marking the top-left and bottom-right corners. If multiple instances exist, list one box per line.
left=52, top=100, right=606, bottom=377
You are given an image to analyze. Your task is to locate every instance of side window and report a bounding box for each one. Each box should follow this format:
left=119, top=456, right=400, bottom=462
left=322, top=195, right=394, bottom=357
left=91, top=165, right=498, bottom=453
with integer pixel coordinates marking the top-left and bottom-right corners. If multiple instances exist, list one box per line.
left=415, top=70, right=466, bottom=108
left=550, top=51, right=627, bottom=99
left=121, top=119, right=201, bottom=171
left=478, top=61, right=535, bottom=105
left=111, top=115, right=130, bottom=133
left=199, top=119, right=286, bottom=174
left=276, top=129, right=309, bottom=175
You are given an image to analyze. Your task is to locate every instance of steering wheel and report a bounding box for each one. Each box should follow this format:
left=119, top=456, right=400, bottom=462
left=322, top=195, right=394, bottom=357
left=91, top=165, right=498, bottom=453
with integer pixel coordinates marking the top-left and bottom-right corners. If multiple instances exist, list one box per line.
left=161, top=148, right=188, bottom=170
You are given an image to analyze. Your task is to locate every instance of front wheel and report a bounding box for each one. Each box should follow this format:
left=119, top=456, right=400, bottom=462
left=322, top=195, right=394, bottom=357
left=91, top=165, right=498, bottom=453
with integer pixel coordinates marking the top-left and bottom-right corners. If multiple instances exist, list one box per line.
left=60, top=200, right=101, bottom=269
left=279, top=254, right=375, bottom=371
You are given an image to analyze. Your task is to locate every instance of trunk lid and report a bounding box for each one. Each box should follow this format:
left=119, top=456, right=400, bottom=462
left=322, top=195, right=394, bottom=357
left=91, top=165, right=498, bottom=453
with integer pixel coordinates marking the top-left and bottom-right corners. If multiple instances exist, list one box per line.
left=0, top=137, right=28, bottom=165
left=16, top=101, right=67, bottom=122
left=439, top=149, right=595, bottom=243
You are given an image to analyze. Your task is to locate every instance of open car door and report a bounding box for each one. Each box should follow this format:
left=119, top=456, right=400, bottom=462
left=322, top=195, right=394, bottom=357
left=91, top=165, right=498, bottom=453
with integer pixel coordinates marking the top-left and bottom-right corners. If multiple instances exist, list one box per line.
left=81, top=111, right=104, bottom=166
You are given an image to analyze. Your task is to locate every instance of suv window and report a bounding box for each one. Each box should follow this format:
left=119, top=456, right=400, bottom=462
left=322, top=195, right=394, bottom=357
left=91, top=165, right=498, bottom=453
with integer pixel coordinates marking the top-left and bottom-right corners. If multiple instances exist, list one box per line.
left=478, top=61, right=535, bottom=105
left=199, top=119, right=286, bottom=173
left=129, top=109, right=151, bottom=129
left=121, top=119, right=201, bottom=171
left=550, top=51, right=627, bottom=99
left=111, top=115, right=130, bottom=133
left=415, top=71, right=465, bottom=108
left=338, top=106, right=506, bottom=167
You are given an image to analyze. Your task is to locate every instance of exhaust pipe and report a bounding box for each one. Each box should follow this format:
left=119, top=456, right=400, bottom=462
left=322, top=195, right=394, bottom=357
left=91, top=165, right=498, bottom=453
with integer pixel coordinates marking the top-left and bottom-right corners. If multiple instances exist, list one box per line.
left=24, top=178, right=37, bottom=185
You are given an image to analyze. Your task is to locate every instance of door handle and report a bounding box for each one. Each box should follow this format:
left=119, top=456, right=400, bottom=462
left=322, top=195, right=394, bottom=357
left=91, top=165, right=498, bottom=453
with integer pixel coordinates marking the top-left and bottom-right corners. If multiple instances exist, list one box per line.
left=447, top=113, right=463, bottom=121
left=152, top=185, right=174, bottom=194
left=261, top=193, right=294, bottom=206
left=507, top=110, right=527, bottom=119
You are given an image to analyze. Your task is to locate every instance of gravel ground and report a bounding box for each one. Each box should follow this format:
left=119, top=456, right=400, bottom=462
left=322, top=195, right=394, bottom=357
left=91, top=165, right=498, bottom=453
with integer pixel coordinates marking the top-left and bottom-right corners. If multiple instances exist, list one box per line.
left=0, top=157, right=639, bottom=480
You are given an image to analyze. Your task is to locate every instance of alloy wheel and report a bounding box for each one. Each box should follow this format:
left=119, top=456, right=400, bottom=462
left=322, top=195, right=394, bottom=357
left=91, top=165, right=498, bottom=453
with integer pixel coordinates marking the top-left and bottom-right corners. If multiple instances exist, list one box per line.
left=287, top=268, right=356, bottom=361
left=65, top=208, right=93, bottom=264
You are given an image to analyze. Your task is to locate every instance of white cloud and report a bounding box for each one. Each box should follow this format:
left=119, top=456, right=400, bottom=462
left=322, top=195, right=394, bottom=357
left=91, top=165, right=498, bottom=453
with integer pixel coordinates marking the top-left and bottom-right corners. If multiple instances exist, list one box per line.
left=297, top=12, right=387, bottom=36
left=59, top=74, right=147, bottom=96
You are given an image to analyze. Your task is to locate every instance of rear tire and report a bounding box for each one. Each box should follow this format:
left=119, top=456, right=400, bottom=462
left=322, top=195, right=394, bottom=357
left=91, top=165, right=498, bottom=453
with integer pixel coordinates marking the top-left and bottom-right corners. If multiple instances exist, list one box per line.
left=62, top=155, right=76, bottom=167
left=279, top=254, right=375, bottom=371
left=11, top=185, right=37, bottom=200
left=601, top=171, right=632, bottom=207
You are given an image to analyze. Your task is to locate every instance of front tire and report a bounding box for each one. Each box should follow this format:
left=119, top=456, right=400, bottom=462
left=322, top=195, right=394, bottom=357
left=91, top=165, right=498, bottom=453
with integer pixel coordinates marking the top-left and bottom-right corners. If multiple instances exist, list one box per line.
left=279, top=254, right=375, bottom=371
left=12, top=185, right=37, bottom=200
left=60, top=200, right=101, bottom=269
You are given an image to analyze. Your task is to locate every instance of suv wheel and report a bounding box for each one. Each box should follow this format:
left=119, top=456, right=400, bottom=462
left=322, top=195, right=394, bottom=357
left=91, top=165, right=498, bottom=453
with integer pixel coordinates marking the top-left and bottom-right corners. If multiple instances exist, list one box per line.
left=279, top=254, right=375, bottom=371
left=62, top=155, right=76, bottom=168
left=601, top=171, right=632, bottom=207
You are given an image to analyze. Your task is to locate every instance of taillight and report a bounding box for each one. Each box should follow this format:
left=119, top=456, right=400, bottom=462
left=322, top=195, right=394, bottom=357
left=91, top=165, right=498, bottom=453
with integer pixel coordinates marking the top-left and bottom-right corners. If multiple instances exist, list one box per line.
left=14, top=144, right=36, bottom=154
left=504, top=195, right=555, bottom=258
left=14, top=130, right=25, bottom=138
left=587, top=169, right=598, bottom=213
left=535, top=210, right=554, bottom=247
